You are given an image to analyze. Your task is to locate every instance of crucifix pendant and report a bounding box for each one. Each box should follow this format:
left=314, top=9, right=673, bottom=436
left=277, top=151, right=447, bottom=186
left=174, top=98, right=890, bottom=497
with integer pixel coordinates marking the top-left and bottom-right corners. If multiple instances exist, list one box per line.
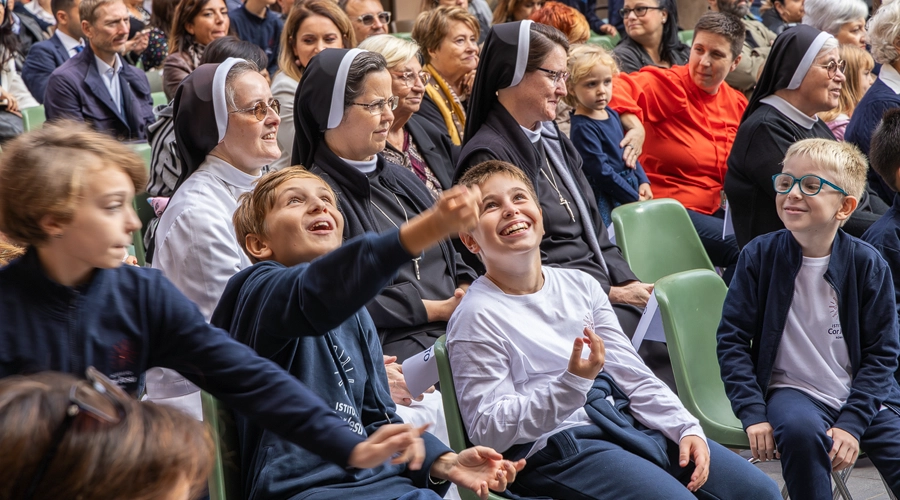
left=412, top=257, right=422, bottom=280
left=560, top=196, right=576, bottom=222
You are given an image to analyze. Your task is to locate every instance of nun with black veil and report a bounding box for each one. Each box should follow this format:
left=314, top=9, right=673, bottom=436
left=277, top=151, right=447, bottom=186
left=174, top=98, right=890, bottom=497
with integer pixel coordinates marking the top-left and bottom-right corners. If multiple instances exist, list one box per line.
left=291, top=48, right=477, bottom=364
left=453, top=21, right=671, bottom=388
left=725, top=25, right=887, bottom=249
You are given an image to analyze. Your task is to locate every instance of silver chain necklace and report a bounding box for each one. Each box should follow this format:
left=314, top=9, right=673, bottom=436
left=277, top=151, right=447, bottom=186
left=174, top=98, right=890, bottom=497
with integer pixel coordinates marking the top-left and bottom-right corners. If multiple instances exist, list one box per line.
left=540, top=157, right=576, bottom=222
left=370, top=192, right=422, bottom=280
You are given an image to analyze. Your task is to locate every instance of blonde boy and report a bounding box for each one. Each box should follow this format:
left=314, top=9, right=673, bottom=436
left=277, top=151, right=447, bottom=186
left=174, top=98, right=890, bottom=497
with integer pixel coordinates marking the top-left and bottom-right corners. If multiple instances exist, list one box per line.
left=718, top=139, right=900, bottom=498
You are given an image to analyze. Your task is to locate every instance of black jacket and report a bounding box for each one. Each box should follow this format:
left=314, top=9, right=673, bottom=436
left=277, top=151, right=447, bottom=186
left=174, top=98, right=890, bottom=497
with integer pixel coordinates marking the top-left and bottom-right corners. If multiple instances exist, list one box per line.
left=403, top=113, right=459, bottom=189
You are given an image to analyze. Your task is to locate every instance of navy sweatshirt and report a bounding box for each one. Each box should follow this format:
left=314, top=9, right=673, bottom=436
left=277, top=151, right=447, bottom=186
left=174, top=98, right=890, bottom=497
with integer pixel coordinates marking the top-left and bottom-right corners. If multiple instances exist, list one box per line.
left=0, top=247, right=363, bottom=467
left=229, top=5, right=282, bottom=76
left=212, top=230, right=453, bottom=499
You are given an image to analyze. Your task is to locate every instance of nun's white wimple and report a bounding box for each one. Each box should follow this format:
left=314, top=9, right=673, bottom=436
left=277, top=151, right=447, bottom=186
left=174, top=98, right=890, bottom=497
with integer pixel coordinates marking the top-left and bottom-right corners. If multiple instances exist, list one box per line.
left=212, top=57, right=244, bottom=143
left=328, top=48, right=365, bottom=129
left=510, top=20, right=533, bottom=87
left=787, top=32, right=832, bottom=90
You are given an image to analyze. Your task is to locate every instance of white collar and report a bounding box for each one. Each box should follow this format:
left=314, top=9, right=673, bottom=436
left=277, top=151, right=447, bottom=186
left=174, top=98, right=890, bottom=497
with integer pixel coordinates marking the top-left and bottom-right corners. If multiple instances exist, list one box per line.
left=760, top=94, right=818, bottom=129
left=879, top=63, right=900, bottom=95
left=341, top=155, right=377, bottom=173
left=94, top=53, right=122, bottom=76
left=519, top=124, right=541, bottom=143
left=55, top=29, right=83, bottom=52
left=199, top=154, right=262, bottom=189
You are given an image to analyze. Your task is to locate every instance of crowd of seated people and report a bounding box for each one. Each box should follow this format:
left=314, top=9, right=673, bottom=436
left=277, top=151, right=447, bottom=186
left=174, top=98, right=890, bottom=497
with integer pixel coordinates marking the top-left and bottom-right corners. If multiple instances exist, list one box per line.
left=7, top=0, right=900, bottom=499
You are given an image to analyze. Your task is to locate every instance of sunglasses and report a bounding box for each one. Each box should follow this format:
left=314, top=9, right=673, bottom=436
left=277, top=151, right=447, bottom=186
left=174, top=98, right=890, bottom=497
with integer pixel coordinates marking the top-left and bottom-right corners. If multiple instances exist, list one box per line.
left=350, top=95, right=399, bottom=116
left=772, top=173, right=848, bottom=197
left=393, top=70, right=429, bottom=87
left=813, top=59, right=846, bottom=79
left=24, top=367, right=127, bottom=499
left=229, top=99, right=281, bottom=121
left=357, top=11, right=390, bottom=26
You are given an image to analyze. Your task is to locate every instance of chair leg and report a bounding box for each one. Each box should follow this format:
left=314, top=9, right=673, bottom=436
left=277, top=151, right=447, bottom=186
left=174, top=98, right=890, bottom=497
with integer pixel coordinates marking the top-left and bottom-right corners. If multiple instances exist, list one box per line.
left=781, top=483, right=790, bottom=499
left=831, top=464, right=854, bottom=500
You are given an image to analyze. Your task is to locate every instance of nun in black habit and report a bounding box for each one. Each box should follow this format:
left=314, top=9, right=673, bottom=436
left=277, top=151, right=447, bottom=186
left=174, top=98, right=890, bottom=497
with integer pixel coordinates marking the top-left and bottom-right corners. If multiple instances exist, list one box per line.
left=454, top=21, right=670, bottom=384
left=292, top=48, right=477, bottom=363
left=724, top=25, right=887, bottom=249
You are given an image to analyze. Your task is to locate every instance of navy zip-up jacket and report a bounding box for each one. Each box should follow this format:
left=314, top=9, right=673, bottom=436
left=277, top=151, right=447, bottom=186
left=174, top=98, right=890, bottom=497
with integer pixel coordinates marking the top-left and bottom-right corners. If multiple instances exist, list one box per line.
left=0, top=247, right=366, bottom=466
left=717, top=229, right=900, bottom=440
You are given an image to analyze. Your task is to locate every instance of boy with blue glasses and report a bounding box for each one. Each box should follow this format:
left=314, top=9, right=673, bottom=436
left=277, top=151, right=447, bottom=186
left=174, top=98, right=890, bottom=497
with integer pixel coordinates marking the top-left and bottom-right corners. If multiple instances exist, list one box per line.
left=718, top=138, right=900, bottom=499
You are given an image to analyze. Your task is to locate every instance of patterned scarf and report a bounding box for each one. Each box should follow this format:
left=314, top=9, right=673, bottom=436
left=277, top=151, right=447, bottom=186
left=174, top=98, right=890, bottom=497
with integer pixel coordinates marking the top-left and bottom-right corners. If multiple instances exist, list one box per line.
left=423, top=63, right=466, bottom=145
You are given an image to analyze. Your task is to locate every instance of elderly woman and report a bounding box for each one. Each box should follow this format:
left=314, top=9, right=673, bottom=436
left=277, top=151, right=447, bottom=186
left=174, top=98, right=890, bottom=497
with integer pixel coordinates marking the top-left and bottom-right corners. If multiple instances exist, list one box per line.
left=455, top=21, right=669, bottom=385
left=847, top=1, right=900, bottom=202
left=163, top=0, right=231, bottom=99
left=292, top=49, right=476, bottom=363
left=359, top=35, right=458, bottom=197
left=412, top=6, right=480, bottom=145
left=271, top=0, right=354, bottom=171
left=726, top=25, right=884, bottom=248
left=608, top=12, right=747, bottom=282
left=803, top=0, right=867, bottom=49
left=612, top=0, right=690, bottom=73
left=492, top=0, right=544, bottom=23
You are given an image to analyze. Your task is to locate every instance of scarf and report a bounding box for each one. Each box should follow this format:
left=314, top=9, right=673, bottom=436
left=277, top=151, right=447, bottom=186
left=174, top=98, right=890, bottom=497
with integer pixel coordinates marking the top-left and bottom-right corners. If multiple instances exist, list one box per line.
left=423, top=63, right=466, bottom=145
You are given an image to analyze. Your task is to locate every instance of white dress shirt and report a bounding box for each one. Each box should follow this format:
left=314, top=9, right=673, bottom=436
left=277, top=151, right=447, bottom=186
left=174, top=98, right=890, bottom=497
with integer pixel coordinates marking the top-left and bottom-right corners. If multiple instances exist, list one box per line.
left=94, top=54, right=123, bottom=114
left=879, top=63, right=900, bottom=95
left=55, top=29, right=84, bottom=58
left=24, top=1, right=55, bottom=25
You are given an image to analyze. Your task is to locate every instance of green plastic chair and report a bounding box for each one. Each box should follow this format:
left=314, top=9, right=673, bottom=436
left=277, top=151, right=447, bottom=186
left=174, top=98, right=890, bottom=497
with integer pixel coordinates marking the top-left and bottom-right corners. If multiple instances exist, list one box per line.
left=22, top=105, right=45, bottom=131
left=588, top=33, right=621, bottom=50
left=610, top=198, right=715, bottom=283
left=202, top=392, right=243, bottom=500
left=678, top=29, right=694, bottom=45
left=392, top=31, right=412, bottom=41
left=152, top=91, right=168, bottom=108
left=130, top=142, right=152, bottom=172
left=434, top=335, right=509, bottom=500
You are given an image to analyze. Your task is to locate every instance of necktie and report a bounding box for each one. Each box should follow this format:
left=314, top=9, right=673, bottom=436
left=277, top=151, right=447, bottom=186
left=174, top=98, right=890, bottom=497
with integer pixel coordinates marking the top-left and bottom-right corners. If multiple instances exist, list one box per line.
left=74, top=45, right=83, bottom=53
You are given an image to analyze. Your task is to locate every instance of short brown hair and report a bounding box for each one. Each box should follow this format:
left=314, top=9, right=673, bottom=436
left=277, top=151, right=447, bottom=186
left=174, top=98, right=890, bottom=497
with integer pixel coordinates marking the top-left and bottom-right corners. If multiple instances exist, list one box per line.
left=783, top=138, right=868, bottom=199
left=0, top=372, right=214, bottom=500
left=79, top=0, right=122, bottom=25
left=0, top=121, right=147, bottom=247
left=233, top=166, right=337, bottom=262
left=869, top=108, right=900, bottom=192
left=279, top=0, right=356, bottom=82
left=693, top=11, right=745, bottom=60
left=412, top=6, right=480, bottom=65
left=458, top=160, right=538, bottom=202
left=530, top=2, right=590, bottom=45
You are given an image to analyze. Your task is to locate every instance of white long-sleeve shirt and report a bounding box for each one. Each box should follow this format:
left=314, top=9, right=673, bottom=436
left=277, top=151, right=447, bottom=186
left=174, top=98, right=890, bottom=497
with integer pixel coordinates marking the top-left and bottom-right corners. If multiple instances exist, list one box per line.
left=446, top=267, right=704, bottom=457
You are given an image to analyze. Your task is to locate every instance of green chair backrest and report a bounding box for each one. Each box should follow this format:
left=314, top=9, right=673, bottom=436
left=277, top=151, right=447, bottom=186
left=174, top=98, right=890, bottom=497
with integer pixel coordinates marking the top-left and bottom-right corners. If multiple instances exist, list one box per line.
left=678, top=29, right=694, bottom=45
left=654, top=269, right=748, bottom=448
left=392, top=31, right=412, bottom=41
left=610, top=198, right=715, bottom=283
left=152, top=91, right=168, bottom=108
left=201, top=392, right=243, bottom=500
left=587, top=33, right=622, bottom=50
left=22, top=105, right=45, bottom=131
left=146, top=68, right=164, bottom=93
left=434, top=336, right=507, bottom=500
left=130, top=142, right=152, bottom=172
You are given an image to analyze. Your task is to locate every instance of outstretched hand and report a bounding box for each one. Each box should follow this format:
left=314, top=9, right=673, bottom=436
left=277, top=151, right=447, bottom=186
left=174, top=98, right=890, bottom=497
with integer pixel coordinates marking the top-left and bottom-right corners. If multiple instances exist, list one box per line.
left=567, top=327, right=605, bottom=380
left=442, top=447, right=526, bottom=499
left=347, top=423, right=428, bottom=470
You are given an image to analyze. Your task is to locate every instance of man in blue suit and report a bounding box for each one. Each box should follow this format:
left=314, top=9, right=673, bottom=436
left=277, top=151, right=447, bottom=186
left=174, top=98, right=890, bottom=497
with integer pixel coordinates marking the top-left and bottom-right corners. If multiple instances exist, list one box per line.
left=23, top=0, right=85, bottom=104
left=44, top=0, right=153, bottom=140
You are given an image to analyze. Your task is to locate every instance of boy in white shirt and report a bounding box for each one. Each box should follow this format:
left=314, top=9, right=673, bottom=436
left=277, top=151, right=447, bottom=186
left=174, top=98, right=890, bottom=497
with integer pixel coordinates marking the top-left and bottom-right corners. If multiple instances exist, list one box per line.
left=447, top=160, right=781, bottom=499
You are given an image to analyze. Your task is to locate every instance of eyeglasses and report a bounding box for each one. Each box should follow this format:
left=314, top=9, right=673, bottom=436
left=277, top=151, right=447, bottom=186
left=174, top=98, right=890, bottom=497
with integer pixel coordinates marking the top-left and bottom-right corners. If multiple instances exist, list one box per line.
left=813, top=59, right=846, bottom=79
left=536, top=67, right=570, bottom=85
left=24, top=367, right=127, bottom=500
left=229, top=99, right=281, bottom=121
left=350, top=95, right=399, bottom=115
left=357, top=11, right=391, bottom=26
left=393, top=70, right=429, bottom=87
left=772, top=173, right=848, bottom=196
left=619, top=6, right=665, bottom=18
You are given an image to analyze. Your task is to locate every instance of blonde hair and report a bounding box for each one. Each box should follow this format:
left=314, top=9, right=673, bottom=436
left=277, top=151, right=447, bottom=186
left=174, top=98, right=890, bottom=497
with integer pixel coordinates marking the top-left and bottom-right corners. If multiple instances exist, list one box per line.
left=233, top=166, right=337, bottom=263
left=412, top=6, right=480, bottom=65
left=0, top=121, right=147, bottom=247
left=564, top=43, right=619, bottom=108
left=819, top=44, right=874, bottom=122
left=279, top=0, right=355, bottom=82
left=783, top=138, right=868, bottom=199
left=0, top=240, right=24, bottom=266
left=358, top=34, right=421, bottom=69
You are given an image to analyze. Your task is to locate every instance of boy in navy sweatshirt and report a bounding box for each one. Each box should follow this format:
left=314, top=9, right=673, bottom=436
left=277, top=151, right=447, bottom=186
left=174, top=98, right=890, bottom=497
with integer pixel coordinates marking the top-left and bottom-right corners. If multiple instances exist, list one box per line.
left=718, top=138, right=900, bottom=499
left=211, top=166, right=523, bottom=500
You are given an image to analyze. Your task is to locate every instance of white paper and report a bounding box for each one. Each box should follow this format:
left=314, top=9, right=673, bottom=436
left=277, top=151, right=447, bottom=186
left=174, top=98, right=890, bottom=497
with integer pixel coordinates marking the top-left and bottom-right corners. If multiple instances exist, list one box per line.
left=631, top=292, right=666, bottom=350
left=722, top=203, right=734, bottom=239
left=402, top=345, right=440, bottom=398
left=607, top=222, right=616, bottom=245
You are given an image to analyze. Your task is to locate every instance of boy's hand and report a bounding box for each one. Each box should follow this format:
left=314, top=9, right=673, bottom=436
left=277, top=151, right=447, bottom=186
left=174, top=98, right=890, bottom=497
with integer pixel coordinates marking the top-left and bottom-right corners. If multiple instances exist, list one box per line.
left=746, top=422, right=779, bottom=461
left=436, top=447, right=526, bottom=499
left=383, top=355, right=427, bottom=406
left=567, top=327, right=605, bottom=380
left=679, top=435, right=709, bottom=492
left=827, top=427, right=859, bottom=471
left=638, top=183, right=653, bottom=201
left=347, top=423, right=428, bottom=470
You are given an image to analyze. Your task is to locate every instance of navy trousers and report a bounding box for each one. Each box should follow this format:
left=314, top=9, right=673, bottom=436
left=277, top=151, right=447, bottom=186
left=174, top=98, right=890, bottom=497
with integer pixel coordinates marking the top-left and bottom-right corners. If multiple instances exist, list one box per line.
left=686, top=208, right=738, bottom=285
left=508, top=424, right=782, bottom=500
left=767, top=388, right=900, bottom=500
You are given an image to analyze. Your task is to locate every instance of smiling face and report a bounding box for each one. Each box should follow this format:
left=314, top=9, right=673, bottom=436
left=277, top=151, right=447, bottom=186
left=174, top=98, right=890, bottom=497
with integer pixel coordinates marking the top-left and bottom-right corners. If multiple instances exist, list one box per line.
left=255, top=176, right=344, bottom=266
left=390, top=57, right=425, bottom=115
left=499, top=44, right=568, bottom=129
left=214, top=71, right=281, bottom=174
left=776, top=155, right=850, bottom=238
left=83, top=1, right=130, bottom=59
left=836, top=18, right=866, bottom=50
left=186, top=0, right=229, bottom=46
left=622, top=0, right=666, bottom=45
left=429, top=20, right=479, bottom=81
left=796, top=47, right=845, bottom=114
left=688, top=31, right=740, bottom=94
left=292, top=14, right=344, bottom=69
left=325, top=69, right=394, bottom=161
left=572, top=63, right=613, bottom=114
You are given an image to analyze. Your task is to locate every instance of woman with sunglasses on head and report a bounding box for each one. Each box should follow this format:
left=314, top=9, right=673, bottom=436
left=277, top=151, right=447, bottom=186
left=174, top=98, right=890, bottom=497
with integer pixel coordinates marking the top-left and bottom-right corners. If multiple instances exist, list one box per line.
left=412, top=6, right=480, bottom=146
left=0, top=370, right=214, bottom=500
left=293, top=48, right=477, bottom=364
left=612, top=0, right=690, bottom=73
left=726, top=25, right=886, bottom=249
